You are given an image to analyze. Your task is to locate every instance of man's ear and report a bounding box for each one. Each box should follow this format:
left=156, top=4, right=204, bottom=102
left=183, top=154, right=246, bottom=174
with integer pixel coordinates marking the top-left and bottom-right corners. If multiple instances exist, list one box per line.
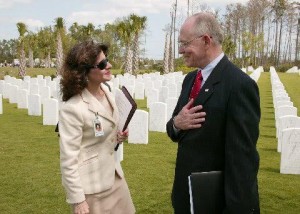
left=204, top=35, right=210, bottom=45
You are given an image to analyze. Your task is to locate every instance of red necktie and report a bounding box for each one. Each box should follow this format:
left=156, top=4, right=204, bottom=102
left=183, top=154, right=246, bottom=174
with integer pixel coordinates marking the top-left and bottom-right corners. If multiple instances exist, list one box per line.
left=189, top=70, right=203, bottom=100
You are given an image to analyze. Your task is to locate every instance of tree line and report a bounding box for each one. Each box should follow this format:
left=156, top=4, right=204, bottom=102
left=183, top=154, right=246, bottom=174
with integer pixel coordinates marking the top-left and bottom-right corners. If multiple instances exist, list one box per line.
left=221, top=0, right=299, bottom=69
left=0, top=13, right=147, bottom=77
left=163, top=0, right=299, bottom=73
left=0, top=0, right=299, bottom=76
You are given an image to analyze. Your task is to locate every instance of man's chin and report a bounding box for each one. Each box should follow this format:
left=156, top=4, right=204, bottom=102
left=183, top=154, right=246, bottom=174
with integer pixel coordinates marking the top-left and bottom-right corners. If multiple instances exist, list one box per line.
left=184, top=61, right=193, bottom=67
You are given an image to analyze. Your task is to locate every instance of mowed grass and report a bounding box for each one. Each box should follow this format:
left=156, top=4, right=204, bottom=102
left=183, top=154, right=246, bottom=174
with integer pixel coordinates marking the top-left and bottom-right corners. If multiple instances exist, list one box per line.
left=0, top=71, right=300, bottom=213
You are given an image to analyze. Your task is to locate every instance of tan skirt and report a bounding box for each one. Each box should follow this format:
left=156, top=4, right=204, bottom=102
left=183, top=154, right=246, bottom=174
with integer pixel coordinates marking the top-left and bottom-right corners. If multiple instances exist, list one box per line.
left=84, top=173, right=135, bottom=214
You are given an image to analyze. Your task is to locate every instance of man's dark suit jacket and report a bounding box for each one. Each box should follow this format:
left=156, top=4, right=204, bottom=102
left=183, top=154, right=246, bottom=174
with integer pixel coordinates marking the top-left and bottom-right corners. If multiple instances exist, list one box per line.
left=166, top=56, right=260, bottom=214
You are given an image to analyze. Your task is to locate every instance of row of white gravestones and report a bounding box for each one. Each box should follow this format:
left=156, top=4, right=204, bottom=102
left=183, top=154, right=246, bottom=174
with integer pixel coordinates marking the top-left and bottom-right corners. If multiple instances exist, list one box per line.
left=1, top=75, right=60, bottom=126
left=113, top=72, right=184, bottom=100
left=270, top=68, right=300, bottom=174
left=3, top=75, right=61, bottom=99
left=249, top=66, right=263, bottom=82
left=270, top=69, right=299, bottom=143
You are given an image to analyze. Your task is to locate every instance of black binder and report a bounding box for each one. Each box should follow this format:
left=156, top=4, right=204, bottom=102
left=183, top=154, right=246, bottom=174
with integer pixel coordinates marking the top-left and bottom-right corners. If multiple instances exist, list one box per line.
left=188, top=171, right=224, bottom=214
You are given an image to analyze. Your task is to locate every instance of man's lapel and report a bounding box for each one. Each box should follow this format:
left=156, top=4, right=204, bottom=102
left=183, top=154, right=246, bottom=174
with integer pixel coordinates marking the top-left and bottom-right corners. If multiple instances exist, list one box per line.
left=194, top=56, right=228, bottom=106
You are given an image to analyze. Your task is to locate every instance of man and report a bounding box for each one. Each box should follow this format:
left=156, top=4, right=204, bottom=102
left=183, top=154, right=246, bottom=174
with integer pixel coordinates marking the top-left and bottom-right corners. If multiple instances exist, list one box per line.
left=166, top=12, right=260, bottom=214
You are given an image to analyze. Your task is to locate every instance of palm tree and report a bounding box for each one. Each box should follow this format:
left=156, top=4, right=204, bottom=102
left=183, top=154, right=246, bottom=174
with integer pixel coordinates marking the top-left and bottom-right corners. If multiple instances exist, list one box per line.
left=54, top=17, right=65, bottom=75
left=16, top=22, right=27, bottom=77
left=85, top=23, right=96, bottom=38
left=24, top=32, right=36, bottom=68
left=129, top=14, right=147, bottom=75
left=163, top=31, right=170, bottom=74
left=169, top=9, right=175, bottom=72
left=103, top=23, right=121, bottom=62
left=69, top=22, right=80, bottom=41
left=37, top=27, right=54, bottom=68
left=116, top=19, right=133, bottom=74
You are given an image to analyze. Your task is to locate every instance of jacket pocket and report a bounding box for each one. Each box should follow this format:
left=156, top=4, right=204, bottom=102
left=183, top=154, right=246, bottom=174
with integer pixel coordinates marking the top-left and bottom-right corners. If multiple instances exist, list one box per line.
left=79, top=153, right=99, bottom=167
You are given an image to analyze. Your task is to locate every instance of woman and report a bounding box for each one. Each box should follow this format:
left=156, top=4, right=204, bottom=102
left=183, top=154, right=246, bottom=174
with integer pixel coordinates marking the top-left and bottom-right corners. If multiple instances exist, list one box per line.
left=59, top=40, right=135, bottom=214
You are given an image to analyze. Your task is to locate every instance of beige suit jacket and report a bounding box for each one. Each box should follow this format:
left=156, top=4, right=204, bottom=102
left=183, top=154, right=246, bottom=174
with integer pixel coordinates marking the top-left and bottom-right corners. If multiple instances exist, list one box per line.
left=59, top=84, right=124, bottom=204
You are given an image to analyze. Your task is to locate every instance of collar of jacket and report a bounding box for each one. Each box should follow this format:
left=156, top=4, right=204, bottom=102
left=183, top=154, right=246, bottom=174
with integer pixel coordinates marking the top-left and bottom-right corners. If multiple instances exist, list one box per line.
left=80, top=84, right=118, bottom=126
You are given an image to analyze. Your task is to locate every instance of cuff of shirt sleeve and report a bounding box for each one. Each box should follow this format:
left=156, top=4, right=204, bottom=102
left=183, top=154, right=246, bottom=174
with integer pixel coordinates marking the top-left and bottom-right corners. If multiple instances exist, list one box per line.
left=172, top=116, right=181, bottom=134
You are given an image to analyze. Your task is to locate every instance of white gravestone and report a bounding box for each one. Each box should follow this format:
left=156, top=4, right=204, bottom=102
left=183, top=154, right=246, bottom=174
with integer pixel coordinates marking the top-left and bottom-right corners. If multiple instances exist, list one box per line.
left=278, top=116, right=300, bottom=152
left=153, top=80, right=163, bottom=91
left=21, top=81, right=30, bottom=91
left=0, top=94, right=2, bottom=114
left=23, top=76, right=31, bottom=82
left=28, top=94, right=41, bottom=116
left=166, top=97, right=178, bottom=120
left=125, top=85, right=135, bottom=98
left=30, top=84, right=39, bottom=95
left=134, top=82, right=145, bottom=100
left=159, top=86, right=169, bottom=103
left=48, top=81, right=57, bottom=98
left=9, top=85, right=19, bottom=104
left=115, top=143, right=123, bottom=162
left=43, top=98, right=59, bottom=125
left=45, top=76, right=52, bottom=84
left=167, top=83, right=178, bottom=98
left=276, top=101, right=293, bottom=108
left=176, top=81, right=183, bottom=97
left=280, top=128, right=300, bottom=174
left=38, top=79, right=46, bottom=90
left=3, top=83, right=11, bottom=99
left=37, top=75, right=44, bottom=81
left=147, top=89, right=159, bottom=108
left=40, top=86, right=51, bottom=104
left=0, top=80, right=4, bottom=94
left=149, top=102, right=167, bottom=132
left=144, top=78, right=153, bottom=97
left=30, top=78, right=38, bottom=85
left=128, top=110, right=149, bottom=144
left=15, top=79, right=22, bottom=87
left=17, top=89, right=29, bottom=109
left=113, top=77, right=120, bottom=89
left=276, top=106, right=298, bottom=137
left=274, top=96, right=291, bottom=108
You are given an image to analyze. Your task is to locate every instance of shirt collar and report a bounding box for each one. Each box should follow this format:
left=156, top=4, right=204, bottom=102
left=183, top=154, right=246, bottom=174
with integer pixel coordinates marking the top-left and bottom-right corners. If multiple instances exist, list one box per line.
left=199, top=52, right=224, bottom=82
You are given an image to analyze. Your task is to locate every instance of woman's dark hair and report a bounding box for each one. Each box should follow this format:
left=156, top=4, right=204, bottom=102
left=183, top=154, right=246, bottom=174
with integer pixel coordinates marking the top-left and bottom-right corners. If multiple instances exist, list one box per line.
left=60, top=39, right=108, bottom=101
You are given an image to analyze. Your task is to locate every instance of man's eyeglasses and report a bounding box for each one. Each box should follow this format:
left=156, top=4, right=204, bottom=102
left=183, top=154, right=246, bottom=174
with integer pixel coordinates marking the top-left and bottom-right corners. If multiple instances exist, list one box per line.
left=94, top=58, right=108, bottom=70
left=178, top=35, right=211, bottom=48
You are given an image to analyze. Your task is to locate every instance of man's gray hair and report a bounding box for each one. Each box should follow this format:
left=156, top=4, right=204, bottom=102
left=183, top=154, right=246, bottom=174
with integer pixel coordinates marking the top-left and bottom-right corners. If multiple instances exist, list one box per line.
left=191, top=12, right=223, bottom=45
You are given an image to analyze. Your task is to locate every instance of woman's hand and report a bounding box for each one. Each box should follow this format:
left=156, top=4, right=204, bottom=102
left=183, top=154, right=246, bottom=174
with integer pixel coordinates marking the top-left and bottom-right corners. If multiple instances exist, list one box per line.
left=73, top=200, right=89, bottom=214
left=117, top=128, right=129, bottom=144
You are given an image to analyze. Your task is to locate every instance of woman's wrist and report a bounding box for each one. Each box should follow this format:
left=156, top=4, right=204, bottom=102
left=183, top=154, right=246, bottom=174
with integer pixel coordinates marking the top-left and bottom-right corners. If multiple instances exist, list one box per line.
left=73, top=200, right=85, bottom=206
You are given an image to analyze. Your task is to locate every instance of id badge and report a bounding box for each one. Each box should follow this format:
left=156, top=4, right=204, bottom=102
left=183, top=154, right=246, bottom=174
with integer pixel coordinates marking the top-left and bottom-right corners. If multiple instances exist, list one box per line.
left=93, top=115, right=104, bottom=137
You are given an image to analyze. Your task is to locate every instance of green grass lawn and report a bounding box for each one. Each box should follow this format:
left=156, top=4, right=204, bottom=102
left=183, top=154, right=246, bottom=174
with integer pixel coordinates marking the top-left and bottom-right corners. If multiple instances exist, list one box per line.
left=0, top=71, right=300, bottom=213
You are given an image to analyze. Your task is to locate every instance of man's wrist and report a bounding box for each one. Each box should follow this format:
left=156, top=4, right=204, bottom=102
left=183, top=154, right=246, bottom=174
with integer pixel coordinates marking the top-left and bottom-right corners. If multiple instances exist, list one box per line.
left=173, top=116, right=181, bottom=131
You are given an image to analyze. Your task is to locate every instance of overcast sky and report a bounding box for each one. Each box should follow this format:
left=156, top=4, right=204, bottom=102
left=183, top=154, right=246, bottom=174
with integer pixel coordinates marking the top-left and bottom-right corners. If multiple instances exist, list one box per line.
left=0, top=0, right=249, bottom=59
